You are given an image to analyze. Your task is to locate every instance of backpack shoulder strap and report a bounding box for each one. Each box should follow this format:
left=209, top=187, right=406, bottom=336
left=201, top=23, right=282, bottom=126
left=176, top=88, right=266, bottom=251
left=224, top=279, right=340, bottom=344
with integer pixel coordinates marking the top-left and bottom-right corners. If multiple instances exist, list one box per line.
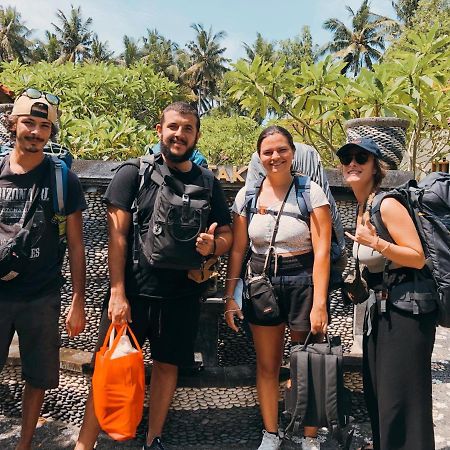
left=370, top=191, right=407, bottom=244
left=242, top=177, right=264, bottom=224
left=294, top=175, right=312, bottom=225
left=324, top=353, right=342, bottom=437
left=48, top=155, right=69, bottom=215
left=285, top=347, right=309, bottom=436
left=0, top=145, right=12, bottom=173
left=198, top=165, right=215, bottom=195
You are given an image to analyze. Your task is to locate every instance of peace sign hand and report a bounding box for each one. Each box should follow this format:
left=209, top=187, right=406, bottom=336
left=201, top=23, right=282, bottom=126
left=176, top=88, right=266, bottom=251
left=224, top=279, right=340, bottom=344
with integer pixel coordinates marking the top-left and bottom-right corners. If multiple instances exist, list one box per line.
left=345, top=220, right=378, bottom=249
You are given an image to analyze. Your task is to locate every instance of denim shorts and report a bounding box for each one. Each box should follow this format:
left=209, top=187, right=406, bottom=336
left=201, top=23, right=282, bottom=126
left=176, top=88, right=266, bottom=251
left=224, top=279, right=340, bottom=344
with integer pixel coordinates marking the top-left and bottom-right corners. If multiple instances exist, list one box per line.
left=0, top=290, right=61, bottom=389
left=244, top=253, right=314, bottom=331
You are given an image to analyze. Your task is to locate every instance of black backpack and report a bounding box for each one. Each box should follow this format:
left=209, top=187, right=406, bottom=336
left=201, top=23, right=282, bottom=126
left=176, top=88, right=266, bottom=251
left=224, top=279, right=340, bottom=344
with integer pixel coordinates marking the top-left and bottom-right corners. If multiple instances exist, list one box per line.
left=370, top=172, right=450, bottom=327
left=132, top=154, right=215, bottom=270
left=243, top=175, right=345, bottom=289
left=283, top=333, right=353, bottom=449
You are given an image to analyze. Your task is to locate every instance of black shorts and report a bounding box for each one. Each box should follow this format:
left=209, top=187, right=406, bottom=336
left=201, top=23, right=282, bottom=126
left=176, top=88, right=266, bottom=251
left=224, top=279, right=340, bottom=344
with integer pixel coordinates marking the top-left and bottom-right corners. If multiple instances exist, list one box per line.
left=244, top=253, right=314, bottom=331
left=0, top=290, right=61, bottom=389
left=94, top=293, right=201, bottom=367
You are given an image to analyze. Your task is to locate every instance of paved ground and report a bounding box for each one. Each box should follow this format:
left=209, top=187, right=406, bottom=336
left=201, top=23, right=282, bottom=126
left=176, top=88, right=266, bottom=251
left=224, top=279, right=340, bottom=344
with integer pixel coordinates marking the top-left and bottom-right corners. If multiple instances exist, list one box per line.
left=1, top=326, right=449, bottom=450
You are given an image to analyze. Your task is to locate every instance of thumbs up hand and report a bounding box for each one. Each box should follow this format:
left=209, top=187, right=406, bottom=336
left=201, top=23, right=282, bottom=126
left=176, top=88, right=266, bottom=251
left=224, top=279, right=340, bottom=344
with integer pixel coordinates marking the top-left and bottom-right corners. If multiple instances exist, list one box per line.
left=196, top=222, right=218, bottom=256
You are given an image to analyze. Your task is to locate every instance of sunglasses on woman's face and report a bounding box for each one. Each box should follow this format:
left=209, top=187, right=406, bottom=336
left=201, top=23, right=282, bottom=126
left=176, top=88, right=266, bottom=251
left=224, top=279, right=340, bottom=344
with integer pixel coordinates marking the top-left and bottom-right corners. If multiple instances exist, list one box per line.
left=339, top=151, right=371, bottom=166
left=22, top=88, right=60, bottom=106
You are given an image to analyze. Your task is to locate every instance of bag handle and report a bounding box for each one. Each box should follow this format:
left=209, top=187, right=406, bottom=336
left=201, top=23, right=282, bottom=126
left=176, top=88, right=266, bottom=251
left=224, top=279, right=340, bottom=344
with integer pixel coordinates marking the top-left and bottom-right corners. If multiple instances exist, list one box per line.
left=101, top=323, right=143, bottom=355
left=301, top=331, right=333, bottom=353
left=262, top=178, right=295, bottom=275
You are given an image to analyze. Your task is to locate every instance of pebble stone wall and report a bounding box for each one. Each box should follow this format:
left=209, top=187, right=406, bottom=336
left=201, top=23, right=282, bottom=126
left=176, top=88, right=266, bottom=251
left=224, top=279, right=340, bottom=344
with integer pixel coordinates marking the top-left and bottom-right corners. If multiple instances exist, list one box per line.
left=55, top=164, right=412, bottom=367
left=57, top=184, right=361, bottom=364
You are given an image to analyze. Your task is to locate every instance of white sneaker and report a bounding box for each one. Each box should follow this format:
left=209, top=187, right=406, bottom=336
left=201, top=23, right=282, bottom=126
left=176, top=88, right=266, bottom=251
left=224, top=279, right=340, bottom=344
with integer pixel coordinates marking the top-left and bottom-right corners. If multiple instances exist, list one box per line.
left=300, top=436, right=320, bottom=450
left=257, top=429, right=281, bottom=450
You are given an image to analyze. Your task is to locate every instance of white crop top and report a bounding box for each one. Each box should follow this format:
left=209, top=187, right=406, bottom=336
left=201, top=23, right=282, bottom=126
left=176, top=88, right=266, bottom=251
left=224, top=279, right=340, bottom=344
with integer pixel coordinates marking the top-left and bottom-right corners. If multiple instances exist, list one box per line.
left=232, top=181, right=329, bottom=254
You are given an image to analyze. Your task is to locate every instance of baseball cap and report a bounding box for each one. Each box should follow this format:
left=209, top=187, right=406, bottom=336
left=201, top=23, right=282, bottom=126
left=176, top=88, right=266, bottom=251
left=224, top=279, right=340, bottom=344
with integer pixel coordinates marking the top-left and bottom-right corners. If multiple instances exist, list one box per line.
left=336, top=137, right=382, bottom=159
left=11, top=94, right=58, bottom=125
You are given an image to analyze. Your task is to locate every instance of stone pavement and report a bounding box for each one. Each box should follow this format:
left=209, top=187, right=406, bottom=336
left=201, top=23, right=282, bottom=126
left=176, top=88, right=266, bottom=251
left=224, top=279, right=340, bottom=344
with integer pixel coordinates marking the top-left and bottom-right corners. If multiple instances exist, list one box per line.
left=1, top=326, right=449, bottom=450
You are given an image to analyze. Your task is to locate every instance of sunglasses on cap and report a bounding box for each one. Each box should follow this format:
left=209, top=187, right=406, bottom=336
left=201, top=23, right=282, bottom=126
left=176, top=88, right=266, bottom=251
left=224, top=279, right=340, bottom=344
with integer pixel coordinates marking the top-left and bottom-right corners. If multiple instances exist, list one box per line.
left=22, top=88, right=60, bottom=106
left=338, top=151, right=371, bottom=166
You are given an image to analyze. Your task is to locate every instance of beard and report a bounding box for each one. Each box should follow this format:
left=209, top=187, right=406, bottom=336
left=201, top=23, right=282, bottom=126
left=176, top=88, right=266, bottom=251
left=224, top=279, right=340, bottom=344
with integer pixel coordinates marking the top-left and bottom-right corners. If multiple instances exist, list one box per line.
left=18, top=135, right=46, bottom=153
left=159, top=137, right=196, bottom=163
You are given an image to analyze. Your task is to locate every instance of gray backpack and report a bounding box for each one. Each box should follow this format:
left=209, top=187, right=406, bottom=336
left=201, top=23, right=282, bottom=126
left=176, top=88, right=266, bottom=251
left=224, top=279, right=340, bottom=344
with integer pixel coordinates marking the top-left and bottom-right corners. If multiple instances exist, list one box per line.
left=283, top=333, right=353, bottom=449
left=132, top=154, right=214, bottom=270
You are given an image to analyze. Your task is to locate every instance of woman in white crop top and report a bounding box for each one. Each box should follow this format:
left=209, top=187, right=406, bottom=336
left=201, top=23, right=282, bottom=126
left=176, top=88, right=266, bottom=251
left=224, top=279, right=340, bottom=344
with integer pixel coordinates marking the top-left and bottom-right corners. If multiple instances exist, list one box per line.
left=337, top=138, right=436, bottom=450
left=223, top=126, right=332, bottom=450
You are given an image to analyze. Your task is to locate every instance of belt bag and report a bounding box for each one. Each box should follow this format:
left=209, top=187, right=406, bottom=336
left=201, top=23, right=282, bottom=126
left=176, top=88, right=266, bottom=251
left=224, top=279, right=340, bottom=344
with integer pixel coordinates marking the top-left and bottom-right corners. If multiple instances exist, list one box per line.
left=246, top=273, right=279, bottom=321
left=245, top=179, right=294, bottom=324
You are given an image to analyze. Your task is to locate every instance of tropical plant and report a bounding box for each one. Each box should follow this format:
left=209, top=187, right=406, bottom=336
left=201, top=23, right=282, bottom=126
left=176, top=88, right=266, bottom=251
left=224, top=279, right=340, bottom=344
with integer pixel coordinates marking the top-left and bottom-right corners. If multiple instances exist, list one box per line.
left=121, top=35, right=141, bottom=67
left=185, top=23, right=229, bottom=114
left=392, top=0, right=420, bottom=27
left=89, top=34, right=113, bottom=63
left=227, top=55, right=350, bottom=162
left=141, top=29, right=179, bottom=78
left=0, top=60, right=182, bottom=160
left=227, top=25, right=450, bottom=173
left=278, top=26, right=317, bottom=69
left=388, top=25, right=450, bottom=175
left=29, top=31, right=61, bottom=64
left=0, top=6, right=31, bottom=62
left=52, top=5, right=93, bottom=64
left=197, top=115, right=261, bottom=165
left=243, top=33, right=277, bottom=63
left=321, top=0, right=399, bottom=76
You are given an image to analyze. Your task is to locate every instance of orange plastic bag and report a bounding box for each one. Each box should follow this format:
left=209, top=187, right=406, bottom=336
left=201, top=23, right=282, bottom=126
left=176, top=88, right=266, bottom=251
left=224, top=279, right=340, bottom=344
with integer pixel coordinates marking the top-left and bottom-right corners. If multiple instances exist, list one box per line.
left=92, top=323, right=145, bottom=441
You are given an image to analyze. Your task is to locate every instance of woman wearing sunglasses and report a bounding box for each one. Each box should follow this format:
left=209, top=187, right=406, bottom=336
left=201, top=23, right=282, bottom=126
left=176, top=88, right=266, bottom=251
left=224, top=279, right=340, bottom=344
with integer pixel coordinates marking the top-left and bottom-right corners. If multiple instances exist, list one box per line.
left=338, top=138, right=436, bottom=450
left=224, top=126, right=332, bottom=450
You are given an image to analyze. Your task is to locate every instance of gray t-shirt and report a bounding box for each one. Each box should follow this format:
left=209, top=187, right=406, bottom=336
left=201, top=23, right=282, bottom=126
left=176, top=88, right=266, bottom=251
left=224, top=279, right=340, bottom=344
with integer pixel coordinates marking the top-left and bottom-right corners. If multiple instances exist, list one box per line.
left=233, top=180, right=329, bottom=254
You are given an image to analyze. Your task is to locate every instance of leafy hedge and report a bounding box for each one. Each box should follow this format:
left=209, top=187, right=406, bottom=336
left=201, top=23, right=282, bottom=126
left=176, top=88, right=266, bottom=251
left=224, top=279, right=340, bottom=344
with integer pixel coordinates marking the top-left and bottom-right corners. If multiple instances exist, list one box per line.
left=0, top=61, right=181, bottom=159
left=197, top=115, right=261, bottom=165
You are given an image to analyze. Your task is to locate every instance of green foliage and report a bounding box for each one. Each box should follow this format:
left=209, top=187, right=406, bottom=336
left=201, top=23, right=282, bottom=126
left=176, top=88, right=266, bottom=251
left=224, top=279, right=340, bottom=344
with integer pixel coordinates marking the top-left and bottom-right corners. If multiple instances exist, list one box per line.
left=197, top=115, right=261, bottom=165
left=392, top=0, right=420, bottom=27
left=321, top=0, right=399, bottom=76
left=227, top=26, right=450, bottom=174
left=0, top=60, right=181, bottom=160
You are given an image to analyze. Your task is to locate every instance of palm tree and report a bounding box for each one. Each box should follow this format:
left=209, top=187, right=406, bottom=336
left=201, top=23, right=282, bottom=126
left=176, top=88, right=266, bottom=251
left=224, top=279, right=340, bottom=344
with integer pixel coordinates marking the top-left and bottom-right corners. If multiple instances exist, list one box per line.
left=392, top=0, right=420, bottom=27
left=141, top=29, right=179, bottom=78
left=185, top=23, right=229, bottom=114
left=0, top=6, right=32, bottom=62
left=89, top=34, right=113, bottom=62
left=121, top=35, right=141, bottom=67
left=321, top=0, right=398, bottom=76
left=31, top=31, right=61, bottom=62
left=52, top=5, right=93, bottom=63
left=243, top=32, right=276, bottom=62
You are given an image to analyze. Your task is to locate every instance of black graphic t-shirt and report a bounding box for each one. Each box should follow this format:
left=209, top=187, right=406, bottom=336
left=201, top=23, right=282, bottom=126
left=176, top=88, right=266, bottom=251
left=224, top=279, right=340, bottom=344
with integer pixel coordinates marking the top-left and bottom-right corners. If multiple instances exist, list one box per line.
left=104, top=157, right=231, bottom=299
left=0, top=155, right=87, bottom=300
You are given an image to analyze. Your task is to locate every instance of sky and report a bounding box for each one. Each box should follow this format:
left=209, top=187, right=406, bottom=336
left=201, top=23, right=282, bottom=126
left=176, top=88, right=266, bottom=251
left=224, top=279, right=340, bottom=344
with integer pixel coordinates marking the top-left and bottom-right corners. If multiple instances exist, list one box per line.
left=12, top=0, right=397, bottom=61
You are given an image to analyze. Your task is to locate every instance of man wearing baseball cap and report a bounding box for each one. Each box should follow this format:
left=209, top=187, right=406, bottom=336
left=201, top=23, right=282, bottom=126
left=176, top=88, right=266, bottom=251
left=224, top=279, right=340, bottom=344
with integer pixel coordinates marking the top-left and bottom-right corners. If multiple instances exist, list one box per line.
left=0, top=88, right=87, bottom=450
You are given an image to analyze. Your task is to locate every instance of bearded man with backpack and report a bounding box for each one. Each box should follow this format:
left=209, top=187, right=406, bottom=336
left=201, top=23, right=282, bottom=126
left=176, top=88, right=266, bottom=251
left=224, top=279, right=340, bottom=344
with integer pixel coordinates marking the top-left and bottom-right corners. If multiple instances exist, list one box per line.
left=75, top=102, right=232, bottom=450
left=0, top=89, right=87, bottom=450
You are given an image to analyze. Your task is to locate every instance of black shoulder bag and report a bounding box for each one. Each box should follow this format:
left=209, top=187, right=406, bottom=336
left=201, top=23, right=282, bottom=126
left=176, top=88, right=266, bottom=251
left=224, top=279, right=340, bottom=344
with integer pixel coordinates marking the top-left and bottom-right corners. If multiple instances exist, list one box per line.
left=245, top=180, right=293, bottom=323
left=0, top=184, right=44, bottom=281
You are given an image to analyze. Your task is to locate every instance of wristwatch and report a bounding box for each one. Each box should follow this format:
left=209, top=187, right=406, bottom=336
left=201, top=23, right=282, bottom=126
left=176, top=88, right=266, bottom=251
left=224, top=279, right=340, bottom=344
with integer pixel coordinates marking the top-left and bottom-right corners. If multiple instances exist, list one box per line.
left=222, top=295, right=234, bottom=303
